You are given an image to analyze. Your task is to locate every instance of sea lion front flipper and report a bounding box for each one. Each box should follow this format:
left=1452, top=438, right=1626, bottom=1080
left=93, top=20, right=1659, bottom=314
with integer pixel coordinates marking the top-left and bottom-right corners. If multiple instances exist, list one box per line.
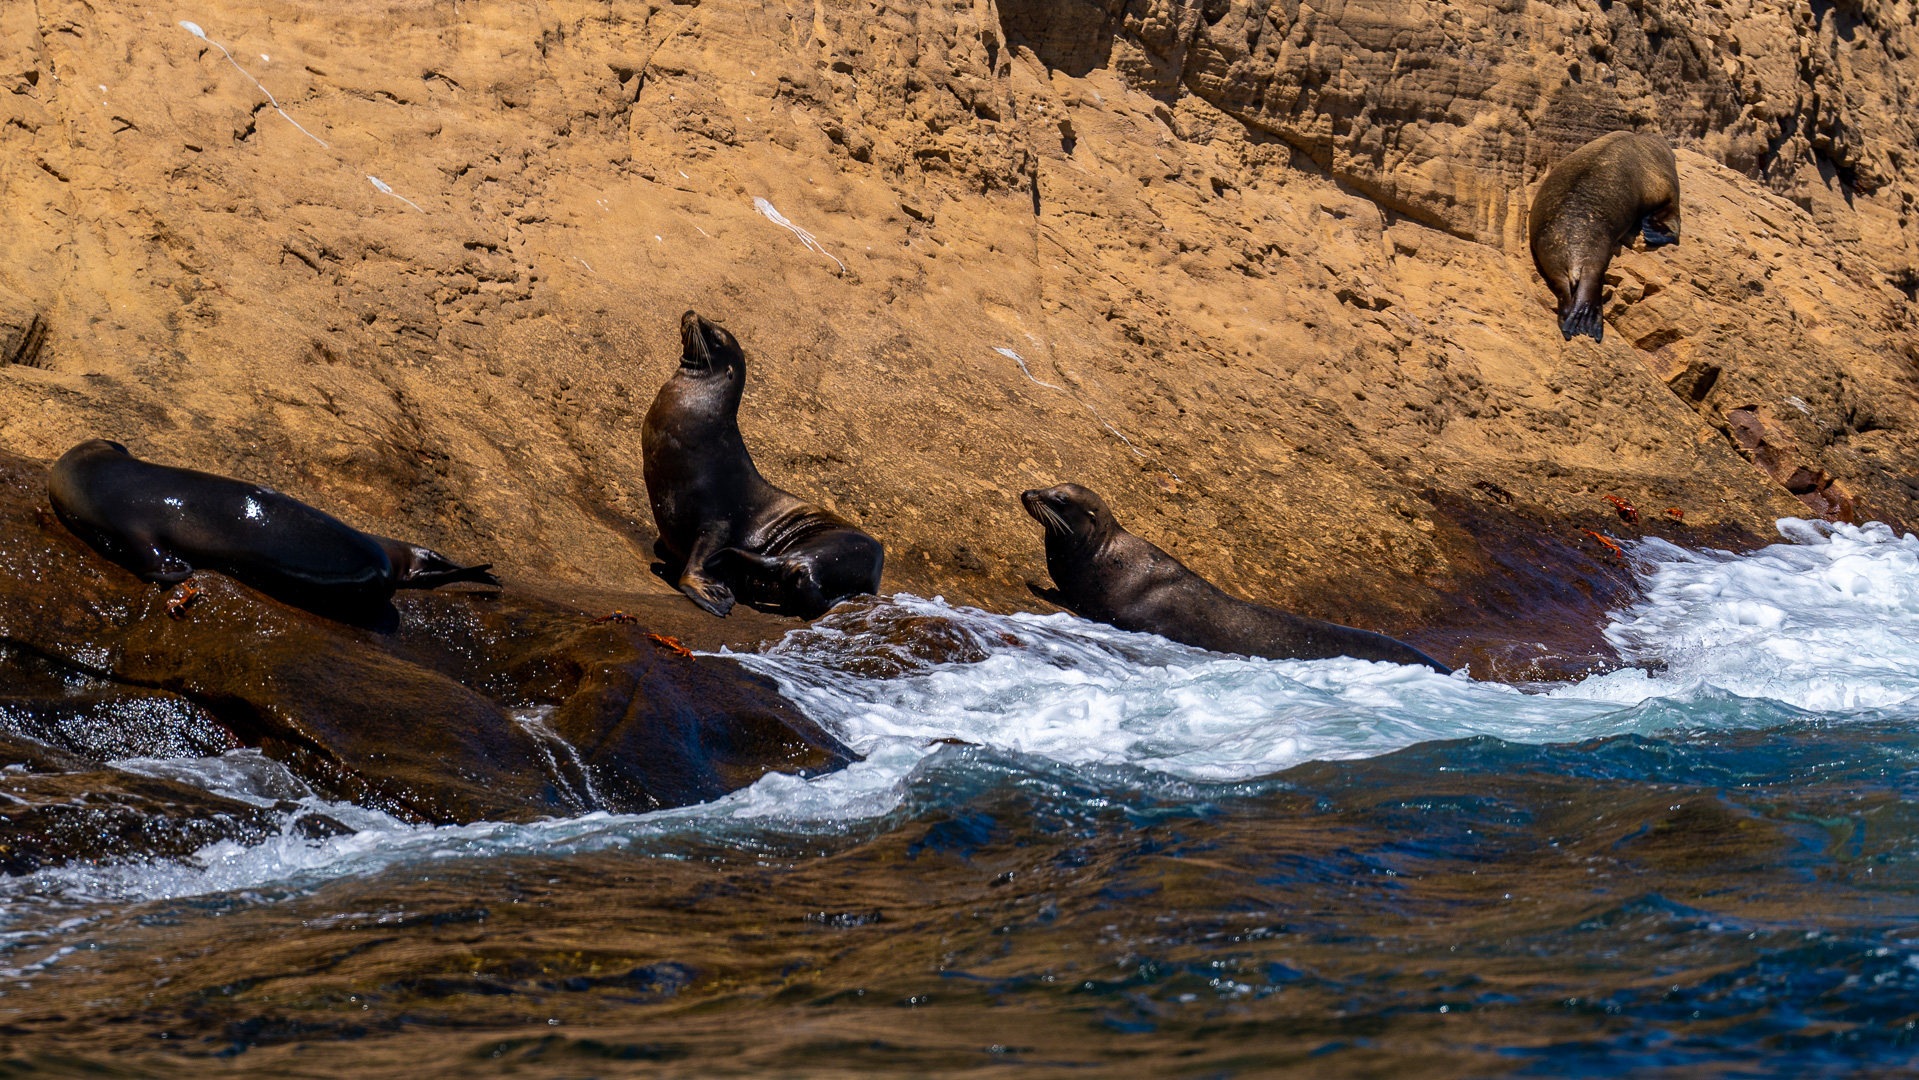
left=1559, top=274, right=1606, bottom=342
left=678, top=527, right=736, bottom=617
left=679, top=574, right=735, bottom=617
left=1027, top=581, right=1070, bottom=609
left=131, top=537, right=194, bottom=584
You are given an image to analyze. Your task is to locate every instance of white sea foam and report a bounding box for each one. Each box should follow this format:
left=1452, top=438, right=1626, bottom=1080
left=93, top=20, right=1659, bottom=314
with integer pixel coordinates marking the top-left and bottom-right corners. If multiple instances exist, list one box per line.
left=1565, top=519, right=1919, bottom=710
left=733, top=598, right=1778, bottom=783
left=6, top=518, right=1917, bottom=912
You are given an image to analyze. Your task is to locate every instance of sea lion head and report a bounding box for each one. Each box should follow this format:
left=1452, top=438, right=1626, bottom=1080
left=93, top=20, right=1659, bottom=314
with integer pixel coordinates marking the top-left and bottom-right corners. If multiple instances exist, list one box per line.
left=1021, top=483, right=1115, bottom=548
left=679, top=310, right=743, bottom=375
left=69, top=438, right=131, bottom=457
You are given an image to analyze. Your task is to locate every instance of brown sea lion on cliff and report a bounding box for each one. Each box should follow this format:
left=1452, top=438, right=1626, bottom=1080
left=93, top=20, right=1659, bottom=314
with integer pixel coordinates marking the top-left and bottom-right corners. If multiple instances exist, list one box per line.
left=641, top=311, right=884, bottom=619
left=1021, top=483, right=1451, bottom=673
left=48, top=439, right=497, bottom=617
left=1529, top=130, right=1681, bottom=341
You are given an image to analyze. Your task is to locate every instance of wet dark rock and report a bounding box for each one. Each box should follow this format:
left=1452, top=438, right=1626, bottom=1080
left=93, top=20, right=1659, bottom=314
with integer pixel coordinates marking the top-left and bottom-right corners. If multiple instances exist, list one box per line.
left=0, top=688, right=239, bottom=762
left=0, top=745, right=282, bottom=876
left=380, top=591, right=854, bottom=813
left=539, top=627, right=849, bottom=812
left=758, top=597, right=1002, bottom=680
left=0, top=449, right=852, bottom=830
left=290, top=812, right=356, bottom=840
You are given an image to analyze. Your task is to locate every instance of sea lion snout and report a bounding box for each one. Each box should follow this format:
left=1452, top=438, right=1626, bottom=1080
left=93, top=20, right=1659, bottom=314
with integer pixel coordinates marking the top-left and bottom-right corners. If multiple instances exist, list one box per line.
left=1019, top=487, right=1049, bottom=519
left=678, top=311, right=739, bottom=372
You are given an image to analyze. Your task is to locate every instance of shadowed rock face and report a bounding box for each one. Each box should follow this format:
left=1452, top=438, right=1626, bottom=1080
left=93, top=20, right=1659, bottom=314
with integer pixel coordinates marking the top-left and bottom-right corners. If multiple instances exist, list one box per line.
left=0, top=449, right=852, bottom=837
left=1, top=0, right=1917, bottom=679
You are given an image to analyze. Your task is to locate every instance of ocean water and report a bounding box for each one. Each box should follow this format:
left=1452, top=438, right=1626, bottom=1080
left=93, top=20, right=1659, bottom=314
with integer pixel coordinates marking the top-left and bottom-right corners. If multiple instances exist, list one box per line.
left=2, top=519, right=1917, bottom=1077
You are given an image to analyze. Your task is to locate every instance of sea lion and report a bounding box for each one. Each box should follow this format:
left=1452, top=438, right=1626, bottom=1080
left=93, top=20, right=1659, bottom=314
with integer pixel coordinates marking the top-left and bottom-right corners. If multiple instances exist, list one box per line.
left=641, top=311, right=884, bottom=619
left=1021, top=483, right=1451, bottom=673
left=1529, top=130, right=1681, bottom=341
left=48, top=439, right=498, bottom=615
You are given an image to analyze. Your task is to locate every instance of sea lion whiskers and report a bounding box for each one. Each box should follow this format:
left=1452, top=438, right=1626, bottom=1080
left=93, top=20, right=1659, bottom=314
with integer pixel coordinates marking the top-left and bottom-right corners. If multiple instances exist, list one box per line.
left=1019, top=489, right=1071, bottom=539
left=678, top=310, right=738, bottom=373
left=1029, top=499, right=1068, bottom=537
left=1038, top=504, right=1068, bottom=536
left=1022, top=484, right=1108, bottom=549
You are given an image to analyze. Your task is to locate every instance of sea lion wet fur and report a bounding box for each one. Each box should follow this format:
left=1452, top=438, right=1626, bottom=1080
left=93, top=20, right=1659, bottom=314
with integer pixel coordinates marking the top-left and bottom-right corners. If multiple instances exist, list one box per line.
left=641, top=311, right=884, bottom=619
left=1022, top=483, right=1451, bottom=673
left=1529, top=130, right=1681, bottom=342
left=48, top=439, right=498, bottom=614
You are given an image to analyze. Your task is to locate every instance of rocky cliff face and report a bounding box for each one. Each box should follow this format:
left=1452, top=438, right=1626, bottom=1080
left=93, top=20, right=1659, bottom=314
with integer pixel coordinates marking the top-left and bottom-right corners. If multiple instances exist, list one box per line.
left=2, top=0, right=1916, bottom=675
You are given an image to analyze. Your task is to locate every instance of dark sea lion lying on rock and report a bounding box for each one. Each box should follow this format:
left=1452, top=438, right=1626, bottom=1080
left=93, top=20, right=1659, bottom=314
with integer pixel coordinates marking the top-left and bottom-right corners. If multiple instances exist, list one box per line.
left=2, top=446, right=849, bottom=824
left=1529, top=130, right=1681, bottom=341
left=642, top=310, right=884, bottom=619
left=48, top=439, right=497, bottom=617
left=1022, top=483, right=1452, bottom=673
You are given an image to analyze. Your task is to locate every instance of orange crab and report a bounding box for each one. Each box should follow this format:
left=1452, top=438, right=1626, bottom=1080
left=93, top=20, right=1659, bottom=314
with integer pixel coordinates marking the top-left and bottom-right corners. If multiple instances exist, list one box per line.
left=592, top=610, right=640, bottom=625
left=1602, top=495, right=1639, bottom=525
left=166, top=580, right=201, bottom=620
left=646, top=633, right=692, bottom=657
left=1582, top=529, right=1626, bottom=558
left=1665, top=507, right=1685, bottom=521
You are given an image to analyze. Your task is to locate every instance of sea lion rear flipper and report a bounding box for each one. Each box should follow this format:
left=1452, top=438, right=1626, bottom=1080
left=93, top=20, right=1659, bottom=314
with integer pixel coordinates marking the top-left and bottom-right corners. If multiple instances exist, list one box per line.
left=1640, top=208, right=1680, bottom=247
left=372, top=535, right=502, bottom=590
left=1559, top=304, right=1603, bottom=341
left=711, top=547, right=782, bottom=577
left=406, top=563, right=501, bottom=590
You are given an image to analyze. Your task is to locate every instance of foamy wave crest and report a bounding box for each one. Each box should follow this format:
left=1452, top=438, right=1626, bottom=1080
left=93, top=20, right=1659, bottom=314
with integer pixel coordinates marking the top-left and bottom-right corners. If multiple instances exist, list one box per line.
left=1565, top=519, right=1919, bottom=711
left=0, top=745, right=936, bottom=915
left=733, top=595, right=1800, bottom=783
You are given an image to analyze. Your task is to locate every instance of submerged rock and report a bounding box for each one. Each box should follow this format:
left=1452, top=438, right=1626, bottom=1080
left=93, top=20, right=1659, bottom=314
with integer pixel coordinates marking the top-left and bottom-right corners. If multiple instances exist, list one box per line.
left=0, top=731, right=281, bottom=876
left=0, top=449, right=852, bottom=841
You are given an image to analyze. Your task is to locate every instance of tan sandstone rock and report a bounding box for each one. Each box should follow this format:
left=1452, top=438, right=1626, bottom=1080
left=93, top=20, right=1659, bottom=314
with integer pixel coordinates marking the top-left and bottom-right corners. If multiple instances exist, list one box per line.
left=1, top=0, right=1916, bottom=676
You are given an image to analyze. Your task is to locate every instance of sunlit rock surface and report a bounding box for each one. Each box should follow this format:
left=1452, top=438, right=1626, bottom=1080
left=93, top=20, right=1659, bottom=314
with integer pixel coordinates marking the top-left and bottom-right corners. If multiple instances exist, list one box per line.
left=0, top=0, right=1915, bottom=677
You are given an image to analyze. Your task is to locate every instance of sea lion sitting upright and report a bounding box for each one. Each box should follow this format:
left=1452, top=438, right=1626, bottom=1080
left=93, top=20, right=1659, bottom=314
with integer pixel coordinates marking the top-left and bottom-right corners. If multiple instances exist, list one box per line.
left=48, top=439, right=498, bottom=615
left=641, top=311, right=884, bottom=619
left=1022, top=483, right=1451, bottom=673
left=1529, top=130, right=1681, bottom=341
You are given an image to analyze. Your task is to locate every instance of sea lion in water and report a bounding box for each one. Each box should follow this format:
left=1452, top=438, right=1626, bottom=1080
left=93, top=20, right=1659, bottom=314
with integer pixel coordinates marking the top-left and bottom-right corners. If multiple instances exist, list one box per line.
left=1021, top=483, right=1451, bottom=673
left=641, top=311, right=884, bottom=619
left=48, top=439, right=498, bottom=615
left=1529, top=130, right=1681, bottom=341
